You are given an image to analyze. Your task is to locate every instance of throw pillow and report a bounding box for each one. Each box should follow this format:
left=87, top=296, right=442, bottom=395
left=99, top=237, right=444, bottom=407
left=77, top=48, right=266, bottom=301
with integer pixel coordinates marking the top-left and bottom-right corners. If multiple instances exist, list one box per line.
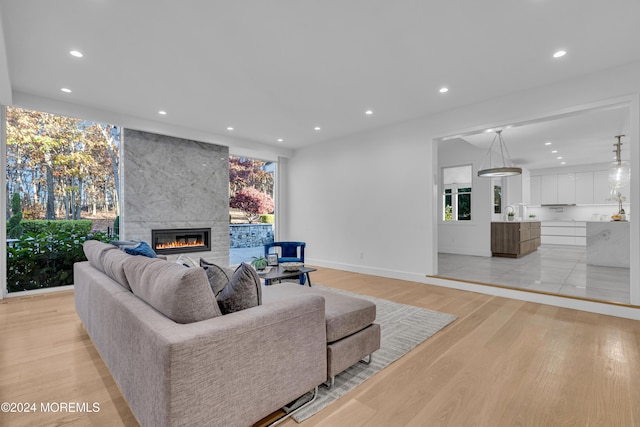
left=110, top=240, right=140, bottom=248
left=200, top=258, right=234, bottom=296
left=123, top=256, right=222, bottom=323
left=216, top=263, right=262, bottom=314
left=123, top=241, right=157, bottom=258
left=176, top=254, right=197, bottom=268
left=83, top=240, right=116, bottom=273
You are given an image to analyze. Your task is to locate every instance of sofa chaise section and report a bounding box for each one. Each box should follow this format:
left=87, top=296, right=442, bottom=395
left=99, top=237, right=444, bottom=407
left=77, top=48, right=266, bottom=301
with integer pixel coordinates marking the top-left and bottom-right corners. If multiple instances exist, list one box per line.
left=74, top=256, right=327, bottom=427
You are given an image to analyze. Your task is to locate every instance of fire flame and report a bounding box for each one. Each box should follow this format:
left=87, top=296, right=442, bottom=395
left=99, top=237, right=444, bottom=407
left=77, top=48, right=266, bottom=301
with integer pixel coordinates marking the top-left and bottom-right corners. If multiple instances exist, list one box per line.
left=156, top=241, right=205, bottom=250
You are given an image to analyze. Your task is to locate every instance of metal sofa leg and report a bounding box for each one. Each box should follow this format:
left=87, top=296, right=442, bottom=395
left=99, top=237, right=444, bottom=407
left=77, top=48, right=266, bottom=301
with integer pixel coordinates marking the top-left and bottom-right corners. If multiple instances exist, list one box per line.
left=324, top=354, right=373, bottom=390
left=321, top=376, right=335, bottom=389
left=267, top=386, right=318, bottom=427
left=360, top=354, right=373, bottom=365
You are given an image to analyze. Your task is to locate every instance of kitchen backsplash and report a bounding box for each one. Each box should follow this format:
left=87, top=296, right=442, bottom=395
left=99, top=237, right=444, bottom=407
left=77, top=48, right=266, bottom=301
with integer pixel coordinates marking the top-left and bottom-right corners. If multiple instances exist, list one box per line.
left=526, top=204, right=631, bottom=222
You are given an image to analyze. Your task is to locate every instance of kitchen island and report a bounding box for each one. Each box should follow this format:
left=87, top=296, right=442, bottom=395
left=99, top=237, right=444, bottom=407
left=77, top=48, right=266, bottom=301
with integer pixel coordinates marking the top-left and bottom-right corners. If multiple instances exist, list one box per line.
left=586, top=221, right=630, bottom=268
left=491, top=221, right=541, bottom=258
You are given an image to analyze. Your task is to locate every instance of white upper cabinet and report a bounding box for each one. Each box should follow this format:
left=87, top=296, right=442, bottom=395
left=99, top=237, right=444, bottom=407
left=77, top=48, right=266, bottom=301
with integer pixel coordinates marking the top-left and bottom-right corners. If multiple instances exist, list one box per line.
left=557, top=173, right=576, bottom=204
left=593, top=170, right=610, bottom=204
left=506, top=168, right=530, bottom=205
left=534, top=169, right=630, bottom=206
left=530, top=176, right=541, bottom=206
left=540, top=175, right=558, bottom=204
left=575, top=172, right=594, bottom=204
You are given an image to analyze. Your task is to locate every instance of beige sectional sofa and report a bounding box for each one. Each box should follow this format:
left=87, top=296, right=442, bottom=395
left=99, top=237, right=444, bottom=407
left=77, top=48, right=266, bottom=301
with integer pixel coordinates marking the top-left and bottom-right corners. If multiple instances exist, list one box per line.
left=74, top=240, right=379, bottom=427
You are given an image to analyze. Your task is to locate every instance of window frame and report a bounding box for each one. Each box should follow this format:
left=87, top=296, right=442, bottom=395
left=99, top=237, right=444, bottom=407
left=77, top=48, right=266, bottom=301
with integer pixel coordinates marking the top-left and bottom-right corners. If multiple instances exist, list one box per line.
left=441, top=164, right=474, bottom=223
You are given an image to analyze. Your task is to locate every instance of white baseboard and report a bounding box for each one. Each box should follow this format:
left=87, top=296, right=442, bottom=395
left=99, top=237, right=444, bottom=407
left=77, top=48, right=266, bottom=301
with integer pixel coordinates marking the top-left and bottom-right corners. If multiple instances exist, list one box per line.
left=306, top=258, right=429, bottom=284
left=438, top=247, right=492, bottom=257
left=4, top=285, right=75, bottom=298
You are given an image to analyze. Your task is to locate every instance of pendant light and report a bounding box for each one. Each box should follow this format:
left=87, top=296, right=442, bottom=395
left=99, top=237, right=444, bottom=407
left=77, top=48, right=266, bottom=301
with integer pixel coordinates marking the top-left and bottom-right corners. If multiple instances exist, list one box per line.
left=477, top=130, right=522, bottom=177
left=608, top=135, right=630, bottom=189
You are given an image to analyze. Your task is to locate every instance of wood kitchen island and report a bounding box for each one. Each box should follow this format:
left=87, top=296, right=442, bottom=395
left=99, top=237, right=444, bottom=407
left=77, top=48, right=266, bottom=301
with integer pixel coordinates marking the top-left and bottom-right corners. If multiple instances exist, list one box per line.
left=491, top=221, right=541, bottom=258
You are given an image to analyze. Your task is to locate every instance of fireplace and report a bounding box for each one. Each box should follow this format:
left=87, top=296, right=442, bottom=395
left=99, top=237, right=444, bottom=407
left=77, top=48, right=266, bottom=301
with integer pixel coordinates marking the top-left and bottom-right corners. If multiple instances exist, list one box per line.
left=151, top=228, right=211, bottom=255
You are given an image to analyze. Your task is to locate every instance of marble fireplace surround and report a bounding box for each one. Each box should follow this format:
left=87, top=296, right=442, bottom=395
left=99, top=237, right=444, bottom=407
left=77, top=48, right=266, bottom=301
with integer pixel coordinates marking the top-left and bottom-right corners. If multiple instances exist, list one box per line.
left=121, top=129, right=230, bottom=264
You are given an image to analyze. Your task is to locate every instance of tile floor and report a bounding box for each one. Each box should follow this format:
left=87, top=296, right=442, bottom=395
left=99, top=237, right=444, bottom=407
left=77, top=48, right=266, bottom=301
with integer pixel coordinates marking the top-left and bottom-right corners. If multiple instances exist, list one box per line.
left=438, top=244, right=631, bottom=304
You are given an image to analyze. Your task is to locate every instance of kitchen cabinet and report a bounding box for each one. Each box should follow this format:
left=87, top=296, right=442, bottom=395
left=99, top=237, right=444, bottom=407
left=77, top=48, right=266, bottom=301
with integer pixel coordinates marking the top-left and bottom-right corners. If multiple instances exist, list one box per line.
left=532, top=167, right=630, bottom=207
left=530, top=176, right=541, bottom=206
left=557, top=173, right=576, bottom=204
left=593, top=170, right=610, bottom=204
left=540, top=175, right=558, bottom=205
left=536, top=173, right=575, bottom=205
left=541, top=221, right=587, bottom=246
left=491, top=221, right=541, bottom=258
left=506, top=168, right=530, bottom=205
left=575, top=172, right=594, bottom=204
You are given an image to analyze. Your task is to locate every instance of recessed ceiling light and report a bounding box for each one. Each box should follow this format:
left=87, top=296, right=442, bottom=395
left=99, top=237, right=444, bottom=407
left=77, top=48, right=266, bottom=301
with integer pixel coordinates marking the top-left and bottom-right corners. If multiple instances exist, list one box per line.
left=158, top=110, right=167, bottom=115
left=545, top=142, right=552, bottom=146
left=560, top=161, right=566, bottom=165
left=227, top=127, right=234, bottom=131
left=314, top=126, right=321, bottom=131
left=365, top=110, right=373, bottom=115
left=556, top=156, right=563, bottom=160
left=553, top=50, right=567, bottom=58
left=439, top=87, right=449, bottom=93
left=551, top=150, right=558, bottom=153
left=277, top=138, right=283, bottom=142
left=61, top=88, right=72, bottom=93
left=69, top=50, right=83, bottom=58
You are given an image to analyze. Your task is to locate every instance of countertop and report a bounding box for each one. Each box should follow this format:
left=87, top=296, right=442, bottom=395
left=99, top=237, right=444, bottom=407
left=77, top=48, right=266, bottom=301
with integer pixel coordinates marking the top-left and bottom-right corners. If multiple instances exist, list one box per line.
left=492, top=220, right=540, bottom=223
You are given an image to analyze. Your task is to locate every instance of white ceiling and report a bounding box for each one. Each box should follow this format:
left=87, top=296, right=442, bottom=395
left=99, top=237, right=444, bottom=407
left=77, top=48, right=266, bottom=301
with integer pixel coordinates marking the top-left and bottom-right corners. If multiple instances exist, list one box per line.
left=460, top=105, right=631, bottom=171
left=1, top=0, right=640, bottom=151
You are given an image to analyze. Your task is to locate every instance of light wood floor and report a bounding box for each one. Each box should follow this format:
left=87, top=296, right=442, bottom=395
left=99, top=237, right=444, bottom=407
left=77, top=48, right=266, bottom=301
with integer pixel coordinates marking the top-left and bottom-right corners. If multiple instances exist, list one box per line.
left=1, top=267, right=639, bottom=427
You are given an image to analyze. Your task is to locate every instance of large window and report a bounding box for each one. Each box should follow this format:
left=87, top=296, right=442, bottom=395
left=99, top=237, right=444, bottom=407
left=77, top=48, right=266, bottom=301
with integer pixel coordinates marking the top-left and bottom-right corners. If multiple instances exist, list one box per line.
left=228, top=156, right=276, bottom=264
left=442, top=165, right=472, bottom=221
left=5, top=107, right=120, bottom=293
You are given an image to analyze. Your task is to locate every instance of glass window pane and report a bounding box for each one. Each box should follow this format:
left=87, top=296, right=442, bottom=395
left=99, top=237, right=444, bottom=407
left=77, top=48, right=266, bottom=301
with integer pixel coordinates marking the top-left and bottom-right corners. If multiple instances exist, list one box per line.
left=458, top=193, right=471, bottom=220
left=6, top=107, right=120, bottom=293
left=443, top=165, right=472, bottom=185
left=441, top=165, right=473, bottom=222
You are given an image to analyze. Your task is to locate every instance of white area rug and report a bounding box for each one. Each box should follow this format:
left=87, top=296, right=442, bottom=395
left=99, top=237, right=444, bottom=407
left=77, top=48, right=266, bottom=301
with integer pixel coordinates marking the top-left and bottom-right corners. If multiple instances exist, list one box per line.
left=291, top=285, right=457, bottom=422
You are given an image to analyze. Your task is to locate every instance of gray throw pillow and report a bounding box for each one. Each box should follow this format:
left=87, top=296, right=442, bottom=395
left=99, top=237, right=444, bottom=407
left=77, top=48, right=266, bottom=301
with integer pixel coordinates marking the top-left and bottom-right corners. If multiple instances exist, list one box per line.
left=124, top=256, right=222, bottom=323
left=200, top=258, right=234, bottom=296
left=216, top=263, right=262, bottom=314
left=83, top=240, right=116, bottom=272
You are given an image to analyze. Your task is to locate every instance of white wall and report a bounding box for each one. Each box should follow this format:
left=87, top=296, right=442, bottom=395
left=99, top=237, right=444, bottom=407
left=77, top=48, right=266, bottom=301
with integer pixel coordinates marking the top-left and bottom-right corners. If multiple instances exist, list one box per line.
left=284, top=126, right=433, bottom=282
left=0, top=17, right=12, bottom=106
left=286, top=60, right=640, bottom=310
left=437, top=139, right=492, bottom=257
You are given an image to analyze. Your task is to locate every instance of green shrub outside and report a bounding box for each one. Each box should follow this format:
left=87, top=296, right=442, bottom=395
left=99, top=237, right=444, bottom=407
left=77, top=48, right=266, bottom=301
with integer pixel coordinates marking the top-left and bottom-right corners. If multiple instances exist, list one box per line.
left=8, top=193, right=24, bottom=238
left=6, top=224, right=114, bottom=293
left=259, top=214, right=274, bottom=224
left=19, top=219, right=93, bottom=236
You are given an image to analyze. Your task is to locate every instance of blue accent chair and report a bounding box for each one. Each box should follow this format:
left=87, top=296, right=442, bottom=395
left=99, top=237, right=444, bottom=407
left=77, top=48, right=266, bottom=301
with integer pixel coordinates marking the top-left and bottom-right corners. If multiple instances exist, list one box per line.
left=265, top=241, right=306, bottom=284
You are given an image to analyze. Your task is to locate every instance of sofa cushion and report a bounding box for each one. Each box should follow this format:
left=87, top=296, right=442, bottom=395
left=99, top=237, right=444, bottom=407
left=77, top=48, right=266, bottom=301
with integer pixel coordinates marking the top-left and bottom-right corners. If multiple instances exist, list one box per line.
left=262, top=283, right=376, bottom=342
left=200, top=258, right=234, bottom=296
left=83, top=240, right=116, bottom=273
left=216, top=263, right=262, bottom=314
left=123, top=256, right=221, bottom=323
left=100, top=248, right=134, bottom=290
